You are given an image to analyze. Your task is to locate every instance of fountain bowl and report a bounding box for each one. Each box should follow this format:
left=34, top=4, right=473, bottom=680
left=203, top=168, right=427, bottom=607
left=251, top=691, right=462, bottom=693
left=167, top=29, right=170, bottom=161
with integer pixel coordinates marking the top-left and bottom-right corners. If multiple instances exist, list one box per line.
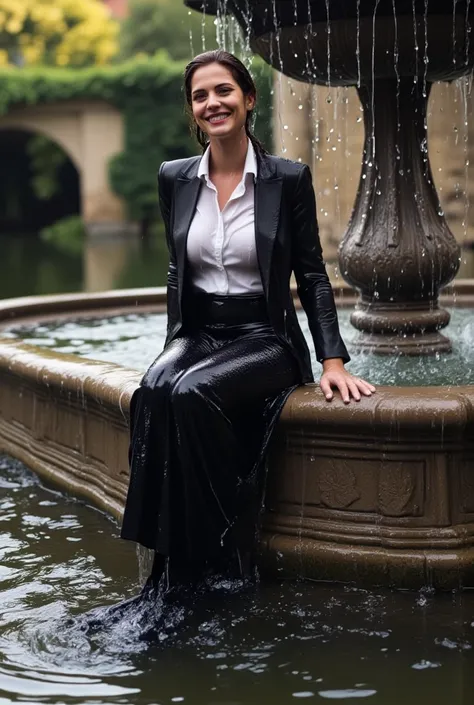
left=186, top=1, right=474, bottom=84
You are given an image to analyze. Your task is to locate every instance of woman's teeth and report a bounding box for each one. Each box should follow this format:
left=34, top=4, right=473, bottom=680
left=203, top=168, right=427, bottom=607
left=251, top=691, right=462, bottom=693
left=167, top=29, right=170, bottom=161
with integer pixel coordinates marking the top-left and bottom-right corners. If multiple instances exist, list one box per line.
left=209, top=114, right=229, bottom=123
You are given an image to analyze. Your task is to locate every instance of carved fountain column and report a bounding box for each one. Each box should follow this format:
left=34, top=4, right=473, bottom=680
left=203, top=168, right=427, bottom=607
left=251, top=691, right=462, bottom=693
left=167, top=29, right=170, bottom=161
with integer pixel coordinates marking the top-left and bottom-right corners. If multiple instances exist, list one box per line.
left=339, top=78, right=460, bottom=353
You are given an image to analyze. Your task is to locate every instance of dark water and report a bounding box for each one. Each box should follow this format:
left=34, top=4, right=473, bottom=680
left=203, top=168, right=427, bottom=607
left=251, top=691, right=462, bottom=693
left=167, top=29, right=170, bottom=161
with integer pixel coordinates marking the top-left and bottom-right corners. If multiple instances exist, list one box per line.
left=1, top=453, right=474, bottom=704
left=6, top=307, right=474, bottom=386
left=1, top=234, right=473, bottom=301
left=0, top=233, right=169, bottom=300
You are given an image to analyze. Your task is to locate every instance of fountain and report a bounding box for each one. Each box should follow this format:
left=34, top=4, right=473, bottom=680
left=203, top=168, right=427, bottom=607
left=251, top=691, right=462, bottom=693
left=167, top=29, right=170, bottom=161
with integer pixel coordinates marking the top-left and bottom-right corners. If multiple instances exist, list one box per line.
left=0, top=1, right=474, bottom=591
left=180, top=0, right=474, bottom=585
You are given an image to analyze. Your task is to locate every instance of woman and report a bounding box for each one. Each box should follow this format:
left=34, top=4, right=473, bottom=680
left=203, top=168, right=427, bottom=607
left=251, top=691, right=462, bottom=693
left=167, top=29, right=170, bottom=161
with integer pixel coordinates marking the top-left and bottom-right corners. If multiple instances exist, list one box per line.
left=121, top=50, right=375, bottom=593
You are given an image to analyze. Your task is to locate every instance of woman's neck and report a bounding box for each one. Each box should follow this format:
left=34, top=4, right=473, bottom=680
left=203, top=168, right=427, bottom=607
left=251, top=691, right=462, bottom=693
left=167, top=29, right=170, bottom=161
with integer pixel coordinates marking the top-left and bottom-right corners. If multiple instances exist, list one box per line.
left=208, top=132, right=249, bottom=177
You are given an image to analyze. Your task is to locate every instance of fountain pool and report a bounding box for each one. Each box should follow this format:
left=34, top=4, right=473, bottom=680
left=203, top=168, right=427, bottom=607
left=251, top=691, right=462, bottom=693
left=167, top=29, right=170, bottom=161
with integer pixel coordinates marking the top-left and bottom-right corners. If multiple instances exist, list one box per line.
left=1, top=452, right=474, bottom=705
left=4, top=307, right=474, bottom=387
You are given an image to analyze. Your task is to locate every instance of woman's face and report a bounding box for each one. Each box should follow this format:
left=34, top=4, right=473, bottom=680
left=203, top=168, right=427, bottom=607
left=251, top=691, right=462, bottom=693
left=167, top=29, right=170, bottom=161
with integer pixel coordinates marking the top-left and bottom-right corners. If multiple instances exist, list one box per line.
left=190, top=62, right=255, bottom=143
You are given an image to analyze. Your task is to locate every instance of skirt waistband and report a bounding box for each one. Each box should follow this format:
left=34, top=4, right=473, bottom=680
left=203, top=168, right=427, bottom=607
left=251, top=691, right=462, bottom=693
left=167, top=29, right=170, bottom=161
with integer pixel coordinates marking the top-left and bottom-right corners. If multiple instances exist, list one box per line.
left=185, top=291, right=268, bottom=326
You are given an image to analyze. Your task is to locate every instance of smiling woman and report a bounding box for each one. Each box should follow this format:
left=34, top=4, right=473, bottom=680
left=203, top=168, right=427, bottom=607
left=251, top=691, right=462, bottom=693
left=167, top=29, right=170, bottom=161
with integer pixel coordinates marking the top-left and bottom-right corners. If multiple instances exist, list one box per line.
left=109, top=49, right=374, bottom=620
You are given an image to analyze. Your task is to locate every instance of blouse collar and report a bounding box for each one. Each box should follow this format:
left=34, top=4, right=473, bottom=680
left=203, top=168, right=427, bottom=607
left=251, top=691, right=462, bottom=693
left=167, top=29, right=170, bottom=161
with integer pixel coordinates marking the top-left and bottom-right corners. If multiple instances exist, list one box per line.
left=198, top=138, right=258, bottom=183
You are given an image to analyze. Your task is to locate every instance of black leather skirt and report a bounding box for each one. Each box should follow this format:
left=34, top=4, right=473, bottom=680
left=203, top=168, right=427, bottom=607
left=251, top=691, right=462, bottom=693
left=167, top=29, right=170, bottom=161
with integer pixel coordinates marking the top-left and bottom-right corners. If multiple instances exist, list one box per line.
left=120, top=291, right=301, bottom=584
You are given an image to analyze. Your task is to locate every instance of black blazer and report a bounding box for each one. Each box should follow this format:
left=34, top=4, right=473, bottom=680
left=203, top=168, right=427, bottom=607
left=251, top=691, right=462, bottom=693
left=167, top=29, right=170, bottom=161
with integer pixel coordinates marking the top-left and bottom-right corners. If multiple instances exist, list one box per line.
left=158, top=151, right=350, bottom=384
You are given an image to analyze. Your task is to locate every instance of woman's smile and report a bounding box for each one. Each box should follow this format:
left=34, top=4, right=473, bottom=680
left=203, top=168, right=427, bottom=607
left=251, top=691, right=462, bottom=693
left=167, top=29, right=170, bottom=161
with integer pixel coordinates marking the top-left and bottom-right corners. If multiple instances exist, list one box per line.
left=207, top=112, right=231, bottom=125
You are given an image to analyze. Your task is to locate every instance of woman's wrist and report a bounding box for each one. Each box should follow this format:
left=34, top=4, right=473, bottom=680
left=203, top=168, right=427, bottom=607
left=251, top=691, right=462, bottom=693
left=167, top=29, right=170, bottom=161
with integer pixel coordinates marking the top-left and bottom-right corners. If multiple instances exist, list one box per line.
left=322, top=357, right=345, bottom=372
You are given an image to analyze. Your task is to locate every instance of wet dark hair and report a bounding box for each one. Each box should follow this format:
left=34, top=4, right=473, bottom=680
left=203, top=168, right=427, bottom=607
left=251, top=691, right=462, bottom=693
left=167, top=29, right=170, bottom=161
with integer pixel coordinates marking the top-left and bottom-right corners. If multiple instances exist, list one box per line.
left=184, top=49, right=267, bottom=155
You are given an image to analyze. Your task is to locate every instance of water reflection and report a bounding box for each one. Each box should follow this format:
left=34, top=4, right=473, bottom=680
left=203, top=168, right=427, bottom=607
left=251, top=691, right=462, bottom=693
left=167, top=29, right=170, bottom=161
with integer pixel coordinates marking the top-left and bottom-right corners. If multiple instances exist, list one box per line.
left=1, top=233, right=474, bottom=301
left=1, top=454, right=474, bottom=704
left=0, top=232, right=169, bottom=300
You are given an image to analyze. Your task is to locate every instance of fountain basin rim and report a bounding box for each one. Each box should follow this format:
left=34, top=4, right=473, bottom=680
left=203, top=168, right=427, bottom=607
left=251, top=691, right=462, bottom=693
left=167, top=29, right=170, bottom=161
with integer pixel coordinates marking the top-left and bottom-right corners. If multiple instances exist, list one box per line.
left=0, top=338, right=472, bottom=436
left=0, top=280, right=473, bottom=330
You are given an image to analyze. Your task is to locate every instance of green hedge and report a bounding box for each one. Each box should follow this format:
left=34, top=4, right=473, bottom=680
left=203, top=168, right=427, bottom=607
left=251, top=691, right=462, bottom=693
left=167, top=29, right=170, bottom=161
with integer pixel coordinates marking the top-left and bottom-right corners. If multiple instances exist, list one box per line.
left=0, top=52, right=273, bottom=227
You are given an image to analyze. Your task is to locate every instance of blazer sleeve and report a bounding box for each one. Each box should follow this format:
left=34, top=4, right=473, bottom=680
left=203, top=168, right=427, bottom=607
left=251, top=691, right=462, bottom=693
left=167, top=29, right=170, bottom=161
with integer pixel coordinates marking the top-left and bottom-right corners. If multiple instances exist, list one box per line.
left=291, top=164, right=350, bottom=364
left=158, top=162, right=179, bottom=336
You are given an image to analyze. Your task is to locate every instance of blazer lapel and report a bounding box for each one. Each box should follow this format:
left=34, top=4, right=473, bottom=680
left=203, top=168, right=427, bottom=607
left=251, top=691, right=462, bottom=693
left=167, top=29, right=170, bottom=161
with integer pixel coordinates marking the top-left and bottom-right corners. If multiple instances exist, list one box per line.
left=173, top=163, right=202, bottom=301
left=255, top=155, right=283, bottom=299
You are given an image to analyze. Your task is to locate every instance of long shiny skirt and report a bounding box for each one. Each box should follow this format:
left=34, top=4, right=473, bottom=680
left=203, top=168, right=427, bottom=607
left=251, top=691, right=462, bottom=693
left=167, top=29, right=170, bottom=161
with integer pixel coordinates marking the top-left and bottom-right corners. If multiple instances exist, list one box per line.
left=120, top=293, right=301, bottom=584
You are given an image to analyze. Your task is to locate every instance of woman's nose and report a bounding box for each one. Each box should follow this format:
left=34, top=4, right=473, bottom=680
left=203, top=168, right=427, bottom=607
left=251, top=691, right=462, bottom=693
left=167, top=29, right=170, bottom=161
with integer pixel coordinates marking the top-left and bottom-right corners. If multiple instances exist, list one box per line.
left=207, top=92, right=221, bottom=109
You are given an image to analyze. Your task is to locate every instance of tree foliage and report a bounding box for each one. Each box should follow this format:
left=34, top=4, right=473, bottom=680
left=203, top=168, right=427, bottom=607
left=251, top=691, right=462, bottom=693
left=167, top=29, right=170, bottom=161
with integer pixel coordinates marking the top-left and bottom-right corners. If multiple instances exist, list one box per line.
left=0, top=0, right=119, bottom=67
left=0, top=52, right=273, bottom=228
left=118, top=0, right=218, bottom=62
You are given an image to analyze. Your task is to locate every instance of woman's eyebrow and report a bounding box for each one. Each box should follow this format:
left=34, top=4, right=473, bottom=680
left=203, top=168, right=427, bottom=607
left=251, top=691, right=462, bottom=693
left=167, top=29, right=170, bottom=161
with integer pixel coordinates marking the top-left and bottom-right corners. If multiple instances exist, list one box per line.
left=192, top=83, right=234, bottom=97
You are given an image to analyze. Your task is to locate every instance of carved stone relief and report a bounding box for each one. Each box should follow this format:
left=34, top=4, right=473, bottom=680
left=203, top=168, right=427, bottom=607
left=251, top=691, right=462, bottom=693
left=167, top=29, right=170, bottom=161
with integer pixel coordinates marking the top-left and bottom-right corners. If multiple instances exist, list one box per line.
left=319, top=464, right=361, bottom=509
left=378, top=466, right=418, bottom=517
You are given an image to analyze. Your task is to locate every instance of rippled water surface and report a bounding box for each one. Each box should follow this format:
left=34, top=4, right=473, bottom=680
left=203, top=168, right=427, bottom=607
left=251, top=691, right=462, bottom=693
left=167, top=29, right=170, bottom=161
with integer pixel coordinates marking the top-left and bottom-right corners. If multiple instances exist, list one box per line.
left=1, top=454, right=474, bottom=704
left=5, top=308, right=474, bottom=385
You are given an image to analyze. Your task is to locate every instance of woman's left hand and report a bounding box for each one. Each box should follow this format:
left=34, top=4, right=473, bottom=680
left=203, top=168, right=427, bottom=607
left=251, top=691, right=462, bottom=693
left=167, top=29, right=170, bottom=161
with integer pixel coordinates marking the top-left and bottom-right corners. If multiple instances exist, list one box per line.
left=320, top=358, right=376, bottom=404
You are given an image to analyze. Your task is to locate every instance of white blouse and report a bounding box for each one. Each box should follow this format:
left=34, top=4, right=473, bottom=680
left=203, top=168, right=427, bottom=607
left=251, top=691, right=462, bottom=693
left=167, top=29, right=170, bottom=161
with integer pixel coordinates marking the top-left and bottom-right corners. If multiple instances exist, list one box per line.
left=186, top=140, right=263, bottom=295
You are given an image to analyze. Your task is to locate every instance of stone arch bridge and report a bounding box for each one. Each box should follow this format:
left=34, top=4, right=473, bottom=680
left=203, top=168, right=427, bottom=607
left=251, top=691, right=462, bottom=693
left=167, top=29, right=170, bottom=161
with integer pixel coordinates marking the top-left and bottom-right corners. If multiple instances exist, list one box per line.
left=0, top=100, right=129, bottom=236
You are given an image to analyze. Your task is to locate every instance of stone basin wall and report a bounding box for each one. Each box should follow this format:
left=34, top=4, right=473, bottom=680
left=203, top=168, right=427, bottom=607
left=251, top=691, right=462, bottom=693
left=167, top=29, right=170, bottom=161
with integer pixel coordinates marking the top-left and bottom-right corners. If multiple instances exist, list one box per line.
left=1, top=285, right=474, bottom=589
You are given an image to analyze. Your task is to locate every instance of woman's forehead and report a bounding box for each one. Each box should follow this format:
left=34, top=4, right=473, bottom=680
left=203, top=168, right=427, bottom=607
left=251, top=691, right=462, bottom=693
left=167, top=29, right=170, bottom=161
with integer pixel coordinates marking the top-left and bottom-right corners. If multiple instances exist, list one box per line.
left=191, top=63, right=236, bottom=91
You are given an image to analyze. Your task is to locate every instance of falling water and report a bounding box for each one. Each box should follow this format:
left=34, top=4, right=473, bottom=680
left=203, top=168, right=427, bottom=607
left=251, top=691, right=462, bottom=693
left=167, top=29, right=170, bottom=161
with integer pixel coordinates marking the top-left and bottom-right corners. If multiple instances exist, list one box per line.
left=466, top=0, right=472, bottom=69
left=422, top=0, right=429, bottom=99
left=271, top=0, right=287, bottom=155
left=201, top=0, right=207, bottom=51
left=412, top=0, right=419, bottom=84
left=371, top=0, right=381, bottom=163
left=305, top=0, right=315, bottom=82
left=453, top=0, right=458, bottom=68
left=324, top=0, right=331, bottom=88
left=215, top=0, right=226, bottom=49
left=460, top=74, right=472, bottom=243
left=188, top=9, right=195, bottom=56
left=356, top=0, right=361, bottom=87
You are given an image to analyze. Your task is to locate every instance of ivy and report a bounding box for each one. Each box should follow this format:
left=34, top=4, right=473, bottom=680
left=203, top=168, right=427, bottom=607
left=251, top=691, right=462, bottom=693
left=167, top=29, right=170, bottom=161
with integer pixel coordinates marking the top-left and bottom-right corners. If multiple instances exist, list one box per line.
left=0, top=51, right=273, bottom=228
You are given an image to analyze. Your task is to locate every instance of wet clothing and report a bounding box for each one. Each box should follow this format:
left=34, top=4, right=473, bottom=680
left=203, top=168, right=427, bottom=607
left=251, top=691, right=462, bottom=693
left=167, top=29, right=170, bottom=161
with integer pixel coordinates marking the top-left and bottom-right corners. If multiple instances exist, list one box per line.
left=120, top=151, right=349, bottom=584
left=121, top=292, right=300, bottom=580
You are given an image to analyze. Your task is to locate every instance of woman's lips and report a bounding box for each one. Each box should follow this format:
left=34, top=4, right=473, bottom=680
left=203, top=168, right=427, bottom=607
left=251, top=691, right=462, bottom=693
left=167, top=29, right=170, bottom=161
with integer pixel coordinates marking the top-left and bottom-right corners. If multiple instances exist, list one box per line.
left=207, top=113, right=231, bottom=124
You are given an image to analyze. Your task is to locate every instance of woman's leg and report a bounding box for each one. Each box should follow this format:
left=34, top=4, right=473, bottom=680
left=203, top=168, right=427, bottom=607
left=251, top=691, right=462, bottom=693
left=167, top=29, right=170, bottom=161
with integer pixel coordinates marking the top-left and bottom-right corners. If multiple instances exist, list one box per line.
left=120, top=331, right=217, bottom=555
left=168, top=325, right=300, bottom=580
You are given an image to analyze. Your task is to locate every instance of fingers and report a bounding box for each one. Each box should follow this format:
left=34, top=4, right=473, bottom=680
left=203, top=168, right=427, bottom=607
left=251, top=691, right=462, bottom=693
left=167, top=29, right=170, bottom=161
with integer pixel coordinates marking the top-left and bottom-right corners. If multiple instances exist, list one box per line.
left=352, top=378, right=375, bottom=397
left=346, top=379, right=361, bottom=402
left=319, top=377, right=334, bottom=401
left=354, top=378, right=376, bottom=396
left=336, top=378, right=350, bottom=404
left=320, top=374, right=376, bottom=404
